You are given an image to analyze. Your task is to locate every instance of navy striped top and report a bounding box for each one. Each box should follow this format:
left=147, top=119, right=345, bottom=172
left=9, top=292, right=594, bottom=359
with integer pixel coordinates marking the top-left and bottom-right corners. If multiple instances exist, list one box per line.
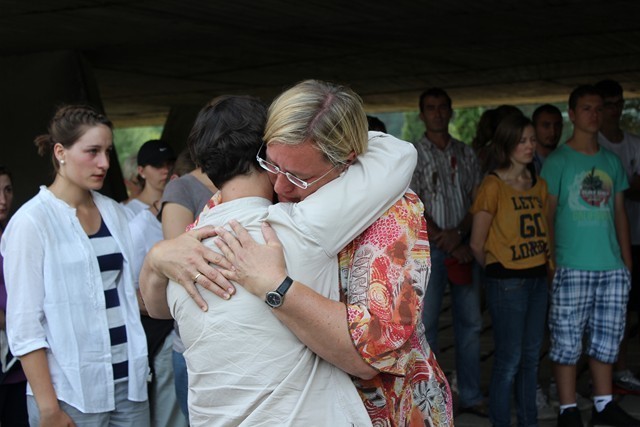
left=88, top=218, right=128, bottom=382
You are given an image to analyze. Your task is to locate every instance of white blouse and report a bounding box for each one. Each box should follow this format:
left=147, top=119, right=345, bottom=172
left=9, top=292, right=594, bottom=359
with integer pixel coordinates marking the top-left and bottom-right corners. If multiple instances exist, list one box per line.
left=1, top=187, right=148, bottom=413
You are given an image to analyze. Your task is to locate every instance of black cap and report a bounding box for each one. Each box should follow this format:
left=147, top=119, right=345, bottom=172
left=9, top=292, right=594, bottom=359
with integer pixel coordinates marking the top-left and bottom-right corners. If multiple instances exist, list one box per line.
left=137, top=140, right=176, bottom=167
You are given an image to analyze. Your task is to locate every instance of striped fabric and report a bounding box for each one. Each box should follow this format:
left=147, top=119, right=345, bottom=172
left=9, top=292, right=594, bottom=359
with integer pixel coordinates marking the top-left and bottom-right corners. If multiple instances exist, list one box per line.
left=88, top=219, right=128, bottom=382
left=410, top=135, right=481, bottom=231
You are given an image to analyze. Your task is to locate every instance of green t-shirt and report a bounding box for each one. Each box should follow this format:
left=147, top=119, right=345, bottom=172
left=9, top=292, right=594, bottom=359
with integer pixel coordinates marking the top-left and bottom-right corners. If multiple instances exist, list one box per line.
left=541, top=144, right=629, bottom=271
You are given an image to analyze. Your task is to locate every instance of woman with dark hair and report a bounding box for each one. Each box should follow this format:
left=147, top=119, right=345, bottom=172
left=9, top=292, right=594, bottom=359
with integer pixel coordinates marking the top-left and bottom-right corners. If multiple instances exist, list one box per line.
left=0, top=166, right=29, bottom=426
left=1, top=105, right=149, bottom=426
left=469, top=114, right=551, bottom=427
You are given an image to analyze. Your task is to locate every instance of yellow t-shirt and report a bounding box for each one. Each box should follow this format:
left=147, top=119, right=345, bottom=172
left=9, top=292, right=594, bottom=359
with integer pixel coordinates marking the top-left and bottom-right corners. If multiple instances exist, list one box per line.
left=471, top=174, right=550, bottom=271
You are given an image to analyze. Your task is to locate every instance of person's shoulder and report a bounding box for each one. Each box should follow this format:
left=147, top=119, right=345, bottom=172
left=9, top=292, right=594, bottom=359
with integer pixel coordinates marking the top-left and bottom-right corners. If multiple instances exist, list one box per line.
left=599, top=145, right=623, bottom=163
left=164, top=174, right=190, bottom=192
left=11, top=187, right=57, bottom=219
left=624, top=131, right=640, bottom=144
left=534, top=174, right=549, bottom=191
left=545, top=144, right=570, bottom=163
left=480, top=173, right=501, bottom=187
left=451, top=137, right=476, bottom=155
left=624, top=131, right=640, bottom=156
left=92, top=190, right=126, bottom=210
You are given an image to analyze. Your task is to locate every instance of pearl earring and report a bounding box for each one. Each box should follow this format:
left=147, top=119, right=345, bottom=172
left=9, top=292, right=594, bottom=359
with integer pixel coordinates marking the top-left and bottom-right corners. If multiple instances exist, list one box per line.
left=59, top=159, right=65, bottom=165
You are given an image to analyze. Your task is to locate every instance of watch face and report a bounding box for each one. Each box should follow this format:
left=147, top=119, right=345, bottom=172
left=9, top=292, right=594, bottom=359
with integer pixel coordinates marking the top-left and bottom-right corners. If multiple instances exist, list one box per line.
left=266, top=291, right=283, bottom=308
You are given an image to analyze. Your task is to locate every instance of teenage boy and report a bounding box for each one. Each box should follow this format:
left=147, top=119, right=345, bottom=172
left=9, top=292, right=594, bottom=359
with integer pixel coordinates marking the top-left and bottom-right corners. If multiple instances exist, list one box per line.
left=541, top=85, right=637, bottom=427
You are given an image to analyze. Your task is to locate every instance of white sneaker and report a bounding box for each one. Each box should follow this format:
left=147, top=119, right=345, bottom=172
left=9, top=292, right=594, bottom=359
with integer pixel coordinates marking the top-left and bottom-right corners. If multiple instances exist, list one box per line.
left=613, top=369, right=640, bottom=395
left=536, top=385, right=556, bottom=420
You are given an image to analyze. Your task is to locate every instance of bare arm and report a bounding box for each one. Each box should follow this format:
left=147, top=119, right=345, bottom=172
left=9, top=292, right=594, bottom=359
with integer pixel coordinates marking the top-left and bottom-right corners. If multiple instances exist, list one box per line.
left=161, top=203, right=195, bottom=239
left=139, top=227, right=235, bottom=318
left=545, top=195, right=558, bottom=276
left=469, top=210, right=493, bottom=267
left=214, top=220, right=377, bottom=379
left=20, top=349, right=75, bottom=427
left=614, top=192, right=632, bottom=271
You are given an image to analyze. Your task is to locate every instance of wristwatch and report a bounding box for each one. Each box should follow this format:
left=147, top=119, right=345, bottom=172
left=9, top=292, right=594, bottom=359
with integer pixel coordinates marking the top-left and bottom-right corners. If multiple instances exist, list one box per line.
left=265, top=276, right=294, bottom=308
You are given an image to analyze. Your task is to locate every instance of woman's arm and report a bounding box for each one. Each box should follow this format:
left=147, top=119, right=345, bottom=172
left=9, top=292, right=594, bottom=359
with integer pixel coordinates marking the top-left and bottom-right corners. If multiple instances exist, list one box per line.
left=213, top=220, right=377, bottom=379
left=469, top=211, right=493, bottom=267
left=545, top=194, right=557, bottom=274
left=2, top=215, right=74, bottom=426
left=290, top=133, right=417, bottom=255
left=139, top=227, right=235, bottom=316
left=20, top=349, right=75, bottom=427
left=161, top=203, right=195, bottom=239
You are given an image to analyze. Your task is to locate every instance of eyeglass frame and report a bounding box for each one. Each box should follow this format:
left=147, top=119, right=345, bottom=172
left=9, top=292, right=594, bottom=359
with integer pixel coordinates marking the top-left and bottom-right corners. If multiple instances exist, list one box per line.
left=255, top=142, right=341, bottom=190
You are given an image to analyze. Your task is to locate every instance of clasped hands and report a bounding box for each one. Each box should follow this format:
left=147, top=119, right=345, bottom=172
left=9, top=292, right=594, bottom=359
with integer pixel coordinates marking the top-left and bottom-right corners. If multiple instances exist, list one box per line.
left=151, top=220, right=287, bottom=311
left=430, top=228, right=474, bottom=263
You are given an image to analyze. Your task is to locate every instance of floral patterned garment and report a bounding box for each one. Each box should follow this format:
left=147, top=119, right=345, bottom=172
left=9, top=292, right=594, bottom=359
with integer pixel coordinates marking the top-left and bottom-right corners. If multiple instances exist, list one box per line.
left=338, top=190, right=454, bottom=427
left=186, top=191, right=223, bottom=231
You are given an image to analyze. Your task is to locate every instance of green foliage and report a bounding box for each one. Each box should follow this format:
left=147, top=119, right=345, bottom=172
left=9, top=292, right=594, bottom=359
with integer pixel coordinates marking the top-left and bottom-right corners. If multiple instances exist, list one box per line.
left=400, top=108, right=486, bottom=145
left=621, top=99, right=640, bottom=135
left=450, top=107, right=484, bottom=144
left=113, top=126, right=163, bottom=169
left=401, top=111, right=424, bottom=143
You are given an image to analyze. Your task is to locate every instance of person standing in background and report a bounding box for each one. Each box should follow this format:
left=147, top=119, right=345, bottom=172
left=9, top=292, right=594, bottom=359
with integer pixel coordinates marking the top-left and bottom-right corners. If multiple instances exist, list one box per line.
left=0, top=166, right=29, bottom=426
left=470, top=115, right=551, bottom=427
left=532, top=104, right=563, bottom=175
left=2, top=105, right=149, bottom=427
left=595, top=78, right=640, bottom=395
left=123, top=140, right=175, bottom=216
left=411, top=87, right=486, bottom=417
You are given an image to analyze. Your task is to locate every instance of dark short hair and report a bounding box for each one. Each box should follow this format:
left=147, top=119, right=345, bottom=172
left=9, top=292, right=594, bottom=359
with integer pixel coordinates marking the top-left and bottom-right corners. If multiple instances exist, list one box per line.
left=568, top=85, right=602, bottom=110
left=0, top=165, right=12, bottom=180
left=366, top=115, right=387, bottom=133
left=532, top=104, right=562, bottom=125
left=188, top=95, right=267, bottom=188
left=418, top=87, right=452, bottom=112
left=594, top=79, right=623, bottom=99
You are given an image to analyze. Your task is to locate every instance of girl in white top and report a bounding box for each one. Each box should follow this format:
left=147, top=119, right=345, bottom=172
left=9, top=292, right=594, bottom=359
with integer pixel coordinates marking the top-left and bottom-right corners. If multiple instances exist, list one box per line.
left=1, top=105, right=149, bottom=427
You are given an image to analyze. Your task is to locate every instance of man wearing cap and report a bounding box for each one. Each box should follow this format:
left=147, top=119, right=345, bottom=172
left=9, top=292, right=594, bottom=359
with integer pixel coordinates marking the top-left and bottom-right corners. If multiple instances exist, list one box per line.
left=123, top=139, right=176, bottom=216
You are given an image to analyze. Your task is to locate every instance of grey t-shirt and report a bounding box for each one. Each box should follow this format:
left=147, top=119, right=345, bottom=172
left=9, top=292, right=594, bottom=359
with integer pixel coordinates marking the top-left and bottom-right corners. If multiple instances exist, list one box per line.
left=160, top=173, right=214, bottom=218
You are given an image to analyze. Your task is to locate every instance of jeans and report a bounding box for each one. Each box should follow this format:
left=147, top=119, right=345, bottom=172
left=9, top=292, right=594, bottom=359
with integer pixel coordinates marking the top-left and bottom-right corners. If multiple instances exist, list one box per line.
left=172, top=350, right=189, bottom=420
left=27, top=381, right=149, bottom=427
left=486, top=276, right=547, bottom=427
left=422, top=246, right=484, bottom=407
left=150, top=337, right=188, bottom=427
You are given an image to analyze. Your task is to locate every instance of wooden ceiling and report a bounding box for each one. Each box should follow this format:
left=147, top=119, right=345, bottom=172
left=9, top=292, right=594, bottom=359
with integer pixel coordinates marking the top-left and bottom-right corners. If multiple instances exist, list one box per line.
left=2, top=0, right=640, bottom=126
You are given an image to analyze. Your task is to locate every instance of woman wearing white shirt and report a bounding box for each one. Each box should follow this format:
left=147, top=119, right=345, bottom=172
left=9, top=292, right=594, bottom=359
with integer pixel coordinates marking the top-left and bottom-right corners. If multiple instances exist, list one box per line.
left=1, top=105, right=149, bottom=427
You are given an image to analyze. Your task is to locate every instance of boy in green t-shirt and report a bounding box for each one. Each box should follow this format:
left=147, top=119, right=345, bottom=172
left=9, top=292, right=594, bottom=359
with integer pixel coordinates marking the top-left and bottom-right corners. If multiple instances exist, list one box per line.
left=540, top=85, right=636, bottom=427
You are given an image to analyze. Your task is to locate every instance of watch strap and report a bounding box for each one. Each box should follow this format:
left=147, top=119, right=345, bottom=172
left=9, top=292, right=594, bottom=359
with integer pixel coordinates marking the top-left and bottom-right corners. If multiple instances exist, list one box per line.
left=275, top=276, right=294, bottom=296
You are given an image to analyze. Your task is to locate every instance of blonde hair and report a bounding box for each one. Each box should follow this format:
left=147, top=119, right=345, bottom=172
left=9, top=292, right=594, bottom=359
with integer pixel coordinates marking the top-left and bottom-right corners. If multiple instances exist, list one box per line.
left=264, top=80, right=368, bottom=165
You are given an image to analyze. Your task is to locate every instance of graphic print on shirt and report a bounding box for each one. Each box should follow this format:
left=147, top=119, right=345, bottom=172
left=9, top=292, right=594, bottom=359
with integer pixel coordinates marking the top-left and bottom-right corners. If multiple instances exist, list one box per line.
left=510, top=195, right=547, bottom=262
left=568, top=166, right=614, bottom=223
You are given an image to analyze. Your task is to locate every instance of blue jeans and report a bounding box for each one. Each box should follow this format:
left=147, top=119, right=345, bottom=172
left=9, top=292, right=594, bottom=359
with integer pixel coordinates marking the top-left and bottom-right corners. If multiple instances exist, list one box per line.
left=27, top=381, right=149, bottom=427
left=486, top=276, right=547, bottom=427
left=422, top=246, right=484, bottom=407
left=172, top=350, right=189, bottom=420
